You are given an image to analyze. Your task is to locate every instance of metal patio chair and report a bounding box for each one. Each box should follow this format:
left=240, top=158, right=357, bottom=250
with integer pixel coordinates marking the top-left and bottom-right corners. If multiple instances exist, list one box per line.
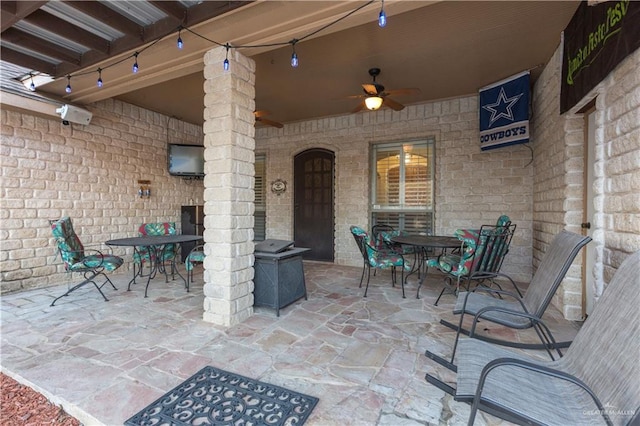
left=49, top=217, right=123, bottom=306
left=454, top=250, right=640, bottom=426
left=185, top=244, right=205, bottom=292
left=134, top=222, right=179, bottom=282
left=428, top=216, right=520, bottom=305
left=350, top=225, right=410, bottom=297
left=426, top=230, right=591, bottom=373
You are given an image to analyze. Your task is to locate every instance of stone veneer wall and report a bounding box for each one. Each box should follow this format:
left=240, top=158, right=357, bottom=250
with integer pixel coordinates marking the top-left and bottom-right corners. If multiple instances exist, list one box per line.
left=255, top=96, right=534, bottom=283
left=1, top=99, right=204, bottom=293
left=531, top=46, right=640, bottom=319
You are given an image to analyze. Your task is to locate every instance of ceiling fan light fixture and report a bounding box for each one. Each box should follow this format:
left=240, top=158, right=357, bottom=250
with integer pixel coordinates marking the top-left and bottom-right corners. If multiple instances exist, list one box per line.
left=365, top=96, right=383, bottom=110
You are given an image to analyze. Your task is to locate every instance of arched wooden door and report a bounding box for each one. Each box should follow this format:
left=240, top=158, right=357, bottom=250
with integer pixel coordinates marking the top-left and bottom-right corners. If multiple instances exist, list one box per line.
left=294, top=149, right=335, bottom=261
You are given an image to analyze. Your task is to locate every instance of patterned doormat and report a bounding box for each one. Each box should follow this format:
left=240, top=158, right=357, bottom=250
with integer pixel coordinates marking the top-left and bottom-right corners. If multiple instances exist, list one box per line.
left=124, top=366, right=319, bottom=425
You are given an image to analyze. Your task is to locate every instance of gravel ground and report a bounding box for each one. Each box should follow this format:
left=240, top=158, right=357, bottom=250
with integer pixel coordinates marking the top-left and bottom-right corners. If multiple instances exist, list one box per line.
left=1, top=373, right=80, bottom=426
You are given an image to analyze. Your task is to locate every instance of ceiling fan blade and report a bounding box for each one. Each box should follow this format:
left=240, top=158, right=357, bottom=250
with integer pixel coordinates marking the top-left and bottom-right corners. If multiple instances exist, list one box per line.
left=384, top=97, right=405, bottom=111
left=385, top=88, right=421, bottom=96
left=257, top=118, right=283, bottom=128
left=254, top=110, right=270, bottom=118
left=362, top=83, right=378, bottom=95
left=352, top=102, right=366, bottom=113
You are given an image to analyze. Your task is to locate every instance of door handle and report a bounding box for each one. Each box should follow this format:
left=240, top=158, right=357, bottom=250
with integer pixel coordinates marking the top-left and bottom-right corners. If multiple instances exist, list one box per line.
left=581, top=222, right=591, bottom=229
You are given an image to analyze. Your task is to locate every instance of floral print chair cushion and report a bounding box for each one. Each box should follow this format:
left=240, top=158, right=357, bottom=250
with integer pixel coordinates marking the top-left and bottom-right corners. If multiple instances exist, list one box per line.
left=185, top=245, right=205, bottom=271
left=351, top=225, right=411, bottom=297
left=351, top=226, right=410, bottom=270
left=49, top=217, right=123, bottom=306
left=133, top=222, right=178, bottom=265
left=51, top=217, right=123, bottom=272
left=426, top=215, right=512, bottom=277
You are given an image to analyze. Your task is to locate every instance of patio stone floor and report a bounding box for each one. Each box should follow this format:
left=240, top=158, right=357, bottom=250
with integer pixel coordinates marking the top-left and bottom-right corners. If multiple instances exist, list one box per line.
left=0, top=261, right=581, bottom=425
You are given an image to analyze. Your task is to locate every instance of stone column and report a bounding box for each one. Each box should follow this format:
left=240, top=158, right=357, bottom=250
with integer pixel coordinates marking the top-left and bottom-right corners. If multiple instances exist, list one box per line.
left=201, top=46, right=256, bottom=326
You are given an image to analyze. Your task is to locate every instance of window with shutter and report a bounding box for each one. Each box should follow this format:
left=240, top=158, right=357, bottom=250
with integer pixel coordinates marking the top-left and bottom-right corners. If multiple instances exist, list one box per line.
left=371, top=140, right=434, bottom=234
left=254, top=155, right=266, bottom=241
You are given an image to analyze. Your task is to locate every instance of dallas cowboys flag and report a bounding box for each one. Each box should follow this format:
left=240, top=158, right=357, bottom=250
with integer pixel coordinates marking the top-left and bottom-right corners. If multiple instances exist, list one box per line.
left=479, top=71, right=530, bottom=151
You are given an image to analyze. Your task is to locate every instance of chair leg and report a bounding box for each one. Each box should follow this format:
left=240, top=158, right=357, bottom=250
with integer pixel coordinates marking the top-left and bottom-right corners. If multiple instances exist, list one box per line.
left=50, top=271, right=109, bottom=307
left=359, top=261, right=366, bottom=288
left=363, top=266, right=372, bottom=297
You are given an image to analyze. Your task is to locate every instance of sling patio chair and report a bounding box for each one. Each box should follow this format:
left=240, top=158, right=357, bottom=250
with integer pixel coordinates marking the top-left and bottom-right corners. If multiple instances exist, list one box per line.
left=425, top=230, right=591, bottom=372
left=350, top=225, right=410, bottom=297
left=452, top=250, right=640, bottom=426
left=49, top=217, right=123, bottom=306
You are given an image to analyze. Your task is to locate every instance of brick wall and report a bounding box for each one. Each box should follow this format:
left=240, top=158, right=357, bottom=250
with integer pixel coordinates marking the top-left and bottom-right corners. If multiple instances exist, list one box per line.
left=255, top=96, right=534, bottom=283
left=532, top=46, right=640, bottom=319
left=1, top=99, right=204, bottom=293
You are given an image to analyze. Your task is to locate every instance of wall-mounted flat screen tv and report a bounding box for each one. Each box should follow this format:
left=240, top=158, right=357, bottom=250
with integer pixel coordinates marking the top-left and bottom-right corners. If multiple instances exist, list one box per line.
left=168, top=144, right=204, bottom=177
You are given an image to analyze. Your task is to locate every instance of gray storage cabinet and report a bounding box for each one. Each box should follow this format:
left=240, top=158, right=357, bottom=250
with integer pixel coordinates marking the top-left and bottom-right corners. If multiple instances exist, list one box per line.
left=253, top=248, right=310, bottom=316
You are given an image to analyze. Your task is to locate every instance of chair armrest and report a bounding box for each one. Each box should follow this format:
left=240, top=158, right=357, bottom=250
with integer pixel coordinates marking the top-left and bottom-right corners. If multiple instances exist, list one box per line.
left=81, top=249, right=106, bottom=269
left=470, top=286, right=521, bottom=300
left=469, top=357, right=613, bottom=426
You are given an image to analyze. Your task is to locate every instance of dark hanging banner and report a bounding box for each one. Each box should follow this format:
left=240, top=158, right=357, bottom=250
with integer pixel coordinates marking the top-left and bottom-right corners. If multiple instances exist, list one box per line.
left=561, top=0, right=640, bottom=114
left=479, top=71, right=530, bottom=151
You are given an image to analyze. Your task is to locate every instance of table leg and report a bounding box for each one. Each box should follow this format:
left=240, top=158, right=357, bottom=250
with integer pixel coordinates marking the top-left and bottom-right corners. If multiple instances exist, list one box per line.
left=416, top=247, right=429, bottom=299
left=143, top=244, right=188, bottom=297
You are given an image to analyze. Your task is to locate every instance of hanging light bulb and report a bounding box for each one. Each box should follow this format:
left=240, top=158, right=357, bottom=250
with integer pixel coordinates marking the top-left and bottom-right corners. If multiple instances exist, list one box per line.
left=177, top=29, right=183, bottom=49
left=290, top=40, right=299, bottom=68
left=378, top=0, right=387, bottom=27
left=97, top=68, right=103, bottom=88
left=223, top=44, right=230, bottom=71
left=132, top=52, right=139, bottom=73
left=29, top=74, right=36, bottom=91
left=65, top=76, right=72, bottom=93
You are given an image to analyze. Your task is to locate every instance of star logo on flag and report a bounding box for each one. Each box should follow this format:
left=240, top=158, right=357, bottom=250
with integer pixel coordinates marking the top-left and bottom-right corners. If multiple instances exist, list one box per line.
left=483, top=87, right=523, bottom=127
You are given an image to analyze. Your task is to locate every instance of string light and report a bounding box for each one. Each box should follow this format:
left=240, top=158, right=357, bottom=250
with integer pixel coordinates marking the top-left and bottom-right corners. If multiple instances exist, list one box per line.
left=378, top=0, right=387, bottom=27
left=223, top=43, right=230, bottom=71
left=59, top=1, right=381, bottom=91
left=290, top=40, right=299, bottom=68
left=177, top=29, right=183, bottom=49
left=29, top=74, right=36, bottom=91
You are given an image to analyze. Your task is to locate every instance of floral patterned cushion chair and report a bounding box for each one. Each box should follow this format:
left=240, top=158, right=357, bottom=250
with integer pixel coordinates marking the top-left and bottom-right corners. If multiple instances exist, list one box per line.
left=133, top=222, right=179, bottom=282
left=427, top=215, right=520, bottom=305
left=49, top=217, right=123, bottom=306
left=185, top=244, right=205, bottom=292
left=350, top=225, right=411, bottom=298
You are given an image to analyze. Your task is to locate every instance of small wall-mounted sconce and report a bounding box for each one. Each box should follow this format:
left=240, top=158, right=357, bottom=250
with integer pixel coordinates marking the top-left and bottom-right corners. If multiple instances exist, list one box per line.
left=138, top=180, right=151, bottom=198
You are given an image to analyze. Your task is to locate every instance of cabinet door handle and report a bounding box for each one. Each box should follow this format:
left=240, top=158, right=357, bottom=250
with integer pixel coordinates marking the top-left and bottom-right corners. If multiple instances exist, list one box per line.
left=581, top=222, right=591, bottom=229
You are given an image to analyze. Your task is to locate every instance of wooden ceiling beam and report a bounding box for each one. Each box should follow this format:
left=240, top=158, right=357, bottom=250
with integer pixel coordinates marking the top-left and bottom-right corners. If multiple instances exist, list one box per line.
left=22, top=10, right=110, bottom=54
left=65, top=1, right=143, bottom=38
left=184, top=1, right=252, bottom=27
left=0, top=46, right=57, bottom=76
left=0, top=0, right=47, bottom=32
left=2, top=28, right=82, bottom=65
left=149, top=1, right=186, bottom=23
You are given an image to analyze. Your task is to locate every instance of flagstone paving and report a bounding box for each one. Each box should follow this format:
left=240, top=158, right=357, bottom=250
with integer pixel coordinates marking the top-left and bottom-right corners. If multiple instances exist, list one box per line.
left=0, top=261, right=581, bottom=425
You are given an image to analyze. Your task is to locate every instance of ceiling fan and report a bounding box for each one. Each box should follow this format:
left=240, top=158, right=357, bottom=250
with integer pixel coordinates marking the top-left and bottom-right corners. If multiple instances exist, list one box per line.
left=254, top=110, right=283, bottom=128
left=349, top=68, right=420, bottom=112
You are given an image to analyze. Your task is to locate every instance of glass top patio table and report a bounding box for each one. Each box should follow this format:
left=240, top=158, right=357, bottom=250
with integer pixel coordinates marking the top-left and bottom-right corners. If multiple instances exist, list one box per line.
left=106, top=235, right=203, bottom=297
left=391, top=234, right=461, bottom=298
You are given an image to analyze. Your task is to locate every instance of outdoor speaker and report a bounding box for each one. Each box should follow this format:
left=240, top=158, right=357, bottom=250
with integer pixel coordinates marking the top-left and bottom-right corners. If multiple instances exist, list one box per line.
left=55, top=104, right=92, bottom=125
